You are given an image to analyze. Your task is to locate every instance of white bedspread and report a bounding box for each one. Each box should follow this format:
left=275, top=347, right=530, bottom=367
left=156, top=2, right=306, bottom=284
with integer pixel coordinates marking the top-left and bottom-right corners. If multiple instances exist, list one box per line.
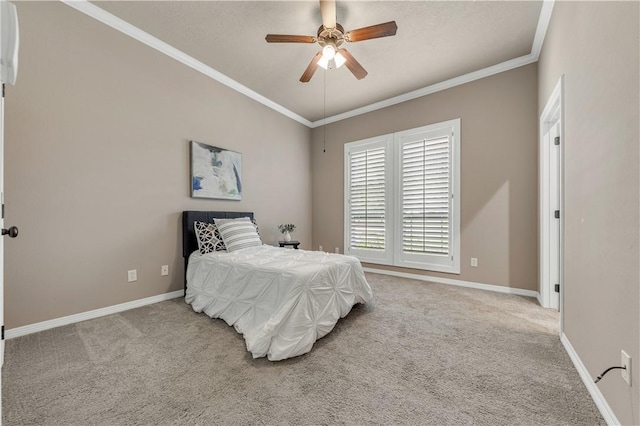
left=185, top=245, right=373, bottom=361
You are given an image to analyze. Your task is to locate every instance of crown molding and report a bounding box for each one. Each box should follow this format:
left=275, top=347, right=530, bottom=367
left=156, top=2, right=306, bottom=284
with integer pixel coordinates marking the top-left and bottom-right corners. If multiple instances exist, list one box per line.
left=61, top=0, right=554, bottom=130
left=60, top=0, right=313, bottom=128
left=309, top=53, right=538, bottom=128
left=531, top=0, right=556, bottom=60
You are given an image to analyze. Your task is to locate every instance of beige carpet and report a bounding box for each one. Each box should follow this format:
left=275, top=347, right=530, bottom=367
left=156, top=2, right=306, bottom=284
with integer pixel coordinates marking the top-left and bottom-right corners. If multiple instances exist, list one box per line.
left=3, top=273, right=604, bottom=425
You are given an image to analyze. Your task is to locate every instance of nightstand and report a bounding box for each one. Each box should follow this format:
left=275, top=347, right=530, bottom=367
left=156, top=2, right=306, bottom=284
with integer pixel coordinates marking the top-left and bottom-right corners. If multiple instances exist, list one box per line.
left=278, top=241, right=300, bottom=249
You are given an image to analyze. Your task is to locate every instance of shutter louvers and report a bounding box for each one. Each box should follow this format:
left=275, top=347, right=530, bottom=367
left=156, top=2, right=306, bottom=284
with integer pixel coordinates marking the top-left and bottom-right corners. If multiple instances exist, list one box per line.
left=350, top=147, right=386, bottom=250
left=401, top=137, right=450, bottom=255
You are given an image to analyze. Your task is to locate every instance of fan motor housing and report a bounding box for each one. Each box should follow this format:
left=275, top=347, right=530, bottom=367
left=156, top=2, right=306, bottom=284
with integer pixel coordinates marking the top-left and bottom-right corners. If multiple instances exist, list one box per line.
left=317, top=23, right=345, bottom=48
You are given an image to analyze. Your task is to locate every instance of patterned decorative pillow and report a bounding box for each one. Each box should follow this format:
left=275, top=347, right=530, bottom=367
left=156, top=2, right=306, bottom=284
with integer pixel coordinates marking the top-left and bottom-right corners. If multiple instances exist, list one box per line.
left=214, top=217, right=262, bottom=252
left=194, top=221, right=226, bottom=254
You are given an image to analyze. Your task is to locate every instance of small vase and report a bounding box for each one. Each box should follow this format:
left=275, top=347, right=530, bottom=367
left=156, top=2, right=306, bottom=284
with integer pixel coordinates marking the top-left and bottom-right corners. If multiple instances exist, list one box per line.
left=284, top=231, right=291, bottom=242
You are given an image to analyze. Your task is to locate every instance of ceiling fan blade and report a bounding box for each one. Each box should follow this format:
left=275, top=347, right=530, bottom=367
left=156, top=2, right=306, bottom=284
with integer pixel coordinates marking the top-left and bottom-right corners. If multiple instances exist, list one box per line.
left=300, top=51, right=323, bottom=83
left=265, top=34, right=316, bottom=43
left=319, top=0, right=337, bottom=29
left=345, top=21, right=398, bottom=42
left=339, top=49, right=368, bottom=80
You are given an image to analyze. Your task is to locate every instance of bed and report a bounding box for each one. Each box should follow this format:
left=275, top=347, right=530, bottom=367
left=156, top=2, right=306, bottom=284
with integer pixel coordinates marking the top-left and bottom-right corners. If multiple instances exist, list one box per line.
left=182, top=211, right=373, bottom=361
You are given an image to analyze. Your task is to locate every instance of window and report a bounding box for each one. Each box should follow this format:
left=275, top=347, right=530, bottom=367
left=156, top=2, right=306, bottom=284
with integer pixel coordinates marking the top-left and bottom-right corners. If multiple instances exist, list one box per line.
left=344, top=119, right=460, bottom=274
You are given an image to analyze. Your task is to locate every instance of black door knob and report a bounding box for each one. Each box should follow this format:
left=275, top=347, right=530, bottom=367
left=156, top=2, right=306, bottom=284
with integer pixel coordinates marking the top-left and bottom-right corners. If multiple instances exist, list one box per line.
left=1, top=226, right=18, bottom=238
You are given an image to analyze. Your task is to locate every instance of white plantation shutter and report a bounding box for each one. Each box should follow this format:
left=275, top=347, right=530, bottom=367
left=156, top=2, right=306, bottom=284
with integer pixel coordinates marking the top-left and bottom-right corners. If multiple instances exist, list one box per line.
left=401, top=136, right=450, bottom=255
left=350, top=148, right=386, bottom=249
left=345, top=135, right=393, bottom=264
left=345, top=119, right=459, bottom=273
left=394, top=120, right=459, bottom=272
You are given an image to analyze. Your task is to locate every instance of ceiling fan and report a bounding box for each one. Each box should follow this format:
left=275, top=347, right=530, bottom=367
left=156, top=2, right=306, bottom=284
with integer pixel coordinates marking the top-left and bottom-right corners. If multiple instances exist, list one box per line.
left=265, top=0, right=398, bottom=82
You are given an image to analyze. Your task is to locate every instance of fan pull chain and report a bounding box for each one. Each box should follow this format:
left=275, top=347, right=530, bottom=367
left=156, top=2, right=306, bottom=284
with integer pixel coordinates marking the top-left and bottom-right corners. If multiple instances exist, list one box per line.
left=323, top=70, right=327, bottom=153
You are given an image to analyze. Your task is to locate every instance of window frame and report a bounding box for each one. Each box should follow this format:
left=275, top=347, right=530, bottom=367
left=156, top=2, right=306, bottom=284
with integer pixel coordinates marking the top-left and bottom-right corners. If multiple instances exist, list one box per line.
left=344, top=119, right=460, bottom=274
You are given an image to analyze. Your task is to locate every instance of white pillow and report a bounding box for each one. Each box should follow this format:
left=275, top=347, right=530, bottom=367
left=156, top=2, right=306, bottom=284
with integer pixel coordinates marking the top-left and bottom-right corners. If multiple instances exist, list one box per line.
left=214, top=217, right=262, bottom=252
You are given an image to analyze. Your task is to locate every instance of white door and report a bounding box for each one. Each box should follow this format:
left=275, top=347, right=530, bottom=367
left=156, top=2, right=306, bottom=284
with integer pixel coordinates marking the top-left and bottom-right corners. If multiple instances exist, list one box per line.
left=0, top=83, right=4, bottom=364
left=0, top=81, right=5, bottom=424
left=548, top=121, right=561, bottom=311
left=0, top=2, right=19, bottom=421
left=540, top=77, right=564, bottom=328
left=0, top=80, right=20, bottom=422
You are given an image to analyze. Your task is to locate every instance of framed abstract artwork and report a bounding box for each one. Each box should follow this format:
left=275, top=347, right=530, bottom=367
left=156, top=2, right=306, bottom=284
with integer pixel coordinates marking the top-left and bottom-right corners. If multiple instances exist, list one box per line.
left=190, top=141, right=242, bottom=200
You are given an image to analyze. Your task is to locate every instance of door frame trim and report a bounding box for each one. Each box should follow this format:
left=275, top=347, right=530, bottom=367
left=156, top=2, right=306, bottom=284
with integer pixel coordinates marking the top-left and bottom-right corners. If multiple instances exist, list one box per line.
left=539, top=76, right=565, bottom=330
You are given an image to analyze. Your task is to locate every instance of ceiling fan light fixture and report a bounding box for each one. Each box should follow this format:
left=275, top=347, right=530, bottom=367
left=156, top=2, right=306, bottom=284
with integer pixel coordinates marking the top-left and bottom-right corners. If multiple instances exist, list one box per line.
left=265, top=0, right=398, bottom=82
left=317, top=55, right=330, bottom=70
left=322, top=44, right=336, bottom=60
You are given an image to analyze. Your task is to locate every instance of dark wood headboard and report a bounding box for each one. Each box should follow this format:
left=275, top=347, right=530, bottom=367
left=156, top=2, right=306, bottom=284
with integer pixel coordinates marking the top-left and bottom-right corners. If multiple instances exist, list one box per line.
left=182, top=211, right=254, bottom=295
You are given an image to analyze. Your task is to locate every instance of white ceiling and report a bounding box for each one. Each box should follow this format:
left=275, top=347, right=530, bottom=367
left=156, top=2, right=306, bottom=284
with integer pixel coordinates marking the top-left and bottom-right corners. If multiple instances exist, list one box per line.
left=88, top=1, right=545, bottom=126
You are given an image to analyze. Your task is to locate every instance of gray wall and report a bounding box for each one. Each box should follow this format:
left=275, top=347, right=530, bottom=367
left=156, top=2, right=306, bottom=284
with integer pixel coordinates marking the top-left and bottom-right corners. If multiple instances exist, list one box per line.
left=538, top=1, right=639, bottom=424
left=4, top=2, right=311, bottom=329
left=6, top=3, right=639, bottom=423
left=311, top=64, right=539, bottom=291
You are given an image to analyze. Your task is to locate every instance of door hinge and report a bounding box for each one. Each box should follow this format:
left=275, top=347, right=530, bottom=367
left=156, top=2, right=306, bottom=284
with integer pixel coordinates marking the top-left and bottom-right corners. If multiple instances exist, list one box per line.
left=554, top=284, right=560, bottom=293
left=554, top=136, right=560, bottom=145
left=554, top=210, right=560, bottom=219
left=2, top=84, right=4, bottom=98
left=1, top=325, right=5, bottom=340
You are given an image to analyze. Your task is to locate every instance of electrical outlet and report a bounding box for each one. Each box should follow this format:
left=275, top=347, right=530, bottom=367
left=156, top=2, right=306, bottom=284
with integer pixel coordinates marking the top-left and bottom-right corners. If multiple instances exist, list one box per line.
left=319, top=245, right=323, bottom=252
left=621, top=350, right=631, bottom=386
left=335, top=247, right=340, bottom=253
left=127, top=269, right=137, bottom=283
left=471, top=258, right=478, bottom=267
left=161, top=265, right=169, bottom=276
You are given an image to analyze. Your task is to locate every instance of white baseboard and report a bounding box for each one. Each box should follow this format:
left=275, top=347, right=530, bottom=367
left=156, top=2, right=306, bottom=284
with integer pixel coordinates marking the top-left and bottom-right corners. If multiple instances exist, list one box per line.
left=560, top=333, right=620, bottom=426
left=362, top=267, right=539, bottom=298
left=5, top=290, right=184, bottom=339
